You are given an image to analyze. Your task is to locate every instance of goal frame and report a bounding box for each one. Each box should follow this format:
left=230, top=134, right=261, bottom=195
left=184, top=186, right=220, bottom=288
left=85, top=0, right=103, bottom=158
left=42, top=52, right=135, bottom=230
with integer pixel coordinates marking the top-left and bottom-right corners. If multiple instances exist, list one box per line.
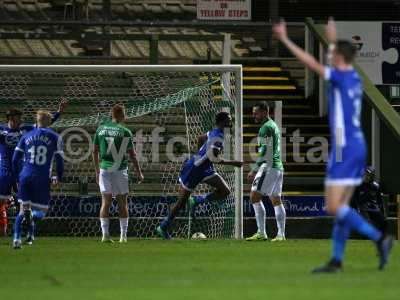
left=0, top=64, right=243, bottom=239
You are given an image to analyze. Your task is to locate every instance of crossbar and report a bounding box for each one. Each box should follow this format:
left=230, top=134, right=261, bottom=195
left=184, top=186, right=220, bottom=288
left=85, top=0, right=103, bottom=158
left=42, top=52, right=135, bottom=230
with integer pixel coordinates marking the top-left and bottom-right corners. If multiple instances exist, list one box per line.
left=0, top=64, right=242, bottom=73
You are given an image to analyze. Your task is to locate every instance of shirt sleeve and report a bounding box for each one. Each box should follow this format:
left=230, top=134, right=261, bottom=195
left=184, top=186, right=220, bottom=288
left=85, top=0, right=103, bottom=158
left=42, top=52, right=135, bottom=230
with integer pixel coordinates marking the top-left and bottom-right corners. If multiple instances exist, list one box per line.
left=51, top=112, right=60, bottom=124
left=12, top=136, right=25, bottom=180
left=15, top=135, right=25, bottom=153
left=209, top=132, right=224, bottom=152
left=324, top=66, right=341, bottom=85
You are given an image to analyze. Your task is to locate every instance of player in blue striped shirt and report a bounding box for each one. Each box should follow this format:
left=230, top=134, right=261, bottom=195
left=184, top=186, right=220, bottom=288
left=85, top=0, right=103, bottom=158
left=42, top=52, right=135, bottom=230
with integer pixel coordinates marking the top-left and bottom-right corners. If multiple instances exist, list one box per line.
left=12, top=110, right=64, bottom=249
left=274, top=18, right=394, bottom=272
left=0, top=99, right=67, bottom=237
left=156, top=112, right=242, bottom=239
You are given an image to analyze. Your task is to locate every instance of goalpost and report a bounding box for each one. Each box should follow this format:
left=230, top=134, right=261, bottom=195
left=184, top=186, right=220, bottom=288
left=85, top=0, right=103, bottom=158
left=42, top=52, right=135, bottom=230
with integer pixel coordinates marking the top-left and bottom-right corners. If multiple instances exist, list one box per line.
left=0, top=65, right=243, bottom=239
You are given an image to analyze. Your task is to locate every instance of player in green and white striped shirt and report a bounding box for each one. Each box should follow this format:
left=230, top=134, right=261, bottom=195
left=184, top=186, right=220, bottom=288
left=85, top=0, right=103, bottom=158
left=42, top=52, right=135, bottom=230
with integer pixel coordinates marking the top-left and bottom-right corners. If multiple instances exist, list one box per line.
left=246, top=102, right=286, bottom=242
left=93, top=104, right=144, bottom=243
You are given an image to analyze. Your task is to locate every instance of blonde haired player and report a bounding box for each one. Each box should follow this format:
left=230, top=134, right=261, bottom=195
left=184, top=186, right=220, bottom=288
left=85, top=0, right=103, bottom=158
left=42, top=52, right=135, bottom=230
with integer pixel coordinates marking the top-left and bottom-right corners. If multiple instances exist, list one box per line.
left=93, top=104, right=144, bottom=243
left=12, top=110, right=64, bottom=249
left=0, top=99, right=67, bottom=238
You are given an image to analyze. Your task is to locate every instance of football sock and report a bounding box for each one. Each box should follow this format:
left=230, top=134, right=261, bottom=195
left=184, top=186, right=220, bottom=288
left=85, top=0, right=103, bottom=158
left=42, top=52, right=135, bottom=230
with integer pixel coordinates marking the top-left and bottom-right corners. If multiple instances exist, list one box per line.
left=331, top=205, right=382, bottom=263
left=331, top=219, right=351, bottom=262
left=253, top=201, right=266, bottom=237
left=119, top=218, right=128, bottom=238
left=28, top=210, right=45, bottom=238
left=13, top=213, right=24, bottom=241
left=338, top=205, right=381, bottom=242
left=100, top=218, right=110, bottom=238
left=28, top=220, right=35, bottom=239
left=274, top=204, right=286, bottom=237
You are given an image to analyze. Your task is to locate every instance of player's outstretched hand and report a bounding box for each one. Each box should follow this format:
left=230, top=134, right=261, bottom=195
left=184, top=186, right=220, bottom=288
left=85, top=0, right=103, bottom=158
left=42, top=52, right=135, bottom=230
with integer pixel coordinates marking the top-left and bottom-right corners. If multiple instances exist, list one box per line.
left=219, top=159, right=243, bottom=167
left=232, top=161, right=244, bottom=168
left=247, top=171, right=256, bottom=183
left=325, top=17, right=337, bottom=43
left=272, top=19, right=288, bottom=41
left=58, top=98, right=69, bottom=114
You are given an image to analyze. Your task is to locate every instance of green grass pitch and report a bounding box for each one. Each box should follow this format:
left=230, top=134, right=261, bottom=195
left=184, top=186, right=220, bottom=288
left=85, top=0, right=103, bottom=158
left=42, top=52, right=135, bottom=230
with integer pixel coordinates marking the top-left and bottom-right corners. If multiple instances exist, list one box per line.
left=0, top=238, right=399, bottom=300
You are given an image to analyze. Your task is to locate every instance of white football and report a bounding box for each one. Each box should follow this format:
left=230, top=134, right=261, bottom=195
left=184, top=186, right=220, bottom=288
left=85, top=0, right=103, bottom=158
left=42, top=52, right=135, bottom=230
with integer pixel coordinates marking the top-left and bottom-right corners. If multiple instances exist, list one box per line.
left=191, top=232, right=207, bottom=239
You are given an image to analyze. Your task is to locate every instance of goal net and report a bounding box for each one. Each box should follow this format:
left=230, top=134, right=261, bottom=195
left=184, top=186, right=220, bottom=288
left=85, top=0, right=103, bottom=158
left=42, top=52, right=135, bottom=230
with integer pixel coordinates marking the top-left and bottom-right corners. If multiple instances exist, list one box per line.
left=0, top=65, right=243, bottom=239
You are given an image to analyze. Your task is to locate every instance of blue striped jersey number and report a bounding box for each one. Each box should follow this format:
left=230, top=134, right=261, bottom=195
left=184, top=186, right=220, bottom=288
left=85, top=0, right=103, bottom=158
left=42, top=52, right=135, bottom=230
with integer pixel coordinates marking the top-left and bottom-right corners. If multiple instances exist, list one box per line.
left=27, top=145, right=48, bottom=165
left=349, top=86, right=362, bottom=128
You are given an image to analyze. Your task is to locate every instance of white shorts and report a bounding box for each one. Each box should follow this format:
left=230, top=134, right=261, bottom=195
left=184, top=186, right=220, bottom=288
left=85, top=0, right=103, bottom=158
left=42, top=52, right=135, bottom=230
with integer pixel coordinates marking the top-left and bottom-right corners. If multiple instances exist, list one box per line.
left=99, top=169, right=129, bottom=196
left=251, top=164, right=283, bottom=197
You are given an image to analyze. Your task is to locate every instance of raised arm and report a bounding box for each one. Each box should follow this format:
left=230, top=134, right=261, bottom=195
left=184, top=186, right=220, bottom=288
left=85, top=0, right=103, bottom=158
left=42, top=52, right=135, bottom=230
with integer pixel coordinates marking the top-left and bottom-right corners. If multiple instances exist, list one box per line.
left=22, top=99, right=69, bottom=130
left=50, top=98, right=69, bottom=124
left=273, top=20, right=325, bottom=77
left=325, top=17, right=338, bottom=44
left=325, top=17, right=338, bottom=64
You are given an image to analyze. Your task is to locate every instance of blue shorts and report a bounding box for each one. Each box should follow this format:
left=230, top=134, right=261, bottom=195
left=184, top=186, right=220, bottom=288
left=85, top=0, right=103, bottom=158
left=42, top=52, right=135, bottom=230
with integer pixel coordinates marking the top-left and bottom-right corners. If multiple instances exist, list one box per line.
left=179, top=158, right=217, bottom=191
left=0, top=168, right=14, bottom=200
left=325, top=142, right=366, bottom=186
left=18, top=173, right=51, bottom=209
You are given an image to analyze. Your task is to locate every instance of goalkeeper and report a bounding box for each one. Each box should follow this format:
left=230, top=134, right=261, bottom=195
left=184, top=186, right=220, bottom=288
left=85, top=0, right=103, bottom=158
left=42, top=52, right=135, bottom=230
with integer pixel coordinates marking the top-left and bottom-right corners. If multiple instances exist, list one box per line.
left=157, top=112, right=243, bottom=239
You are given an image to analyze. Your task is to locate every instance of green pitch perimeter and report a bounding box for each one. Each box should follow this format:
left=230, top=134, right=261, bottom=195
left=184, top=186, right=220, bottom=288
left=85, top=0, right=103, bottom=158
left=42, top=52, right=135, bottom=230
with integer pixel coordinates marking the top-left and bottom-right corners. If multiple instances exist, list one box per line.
left=0, top=238, right=399, bottom=300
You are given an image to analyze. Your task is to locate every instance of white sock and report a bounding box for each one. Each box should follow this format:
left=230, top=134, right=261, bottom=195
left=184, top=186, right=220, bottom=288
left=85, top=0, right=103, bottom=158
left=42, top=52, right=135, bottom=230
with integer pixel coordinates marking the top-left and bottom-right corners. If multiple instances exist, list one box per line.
left=252, top=202, right=266, bottom=237
left=119, top=218, right=129, bottom=238
left=100, top=218, right=110, bottom=238
left=274, top=204, right=286, bottom=237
